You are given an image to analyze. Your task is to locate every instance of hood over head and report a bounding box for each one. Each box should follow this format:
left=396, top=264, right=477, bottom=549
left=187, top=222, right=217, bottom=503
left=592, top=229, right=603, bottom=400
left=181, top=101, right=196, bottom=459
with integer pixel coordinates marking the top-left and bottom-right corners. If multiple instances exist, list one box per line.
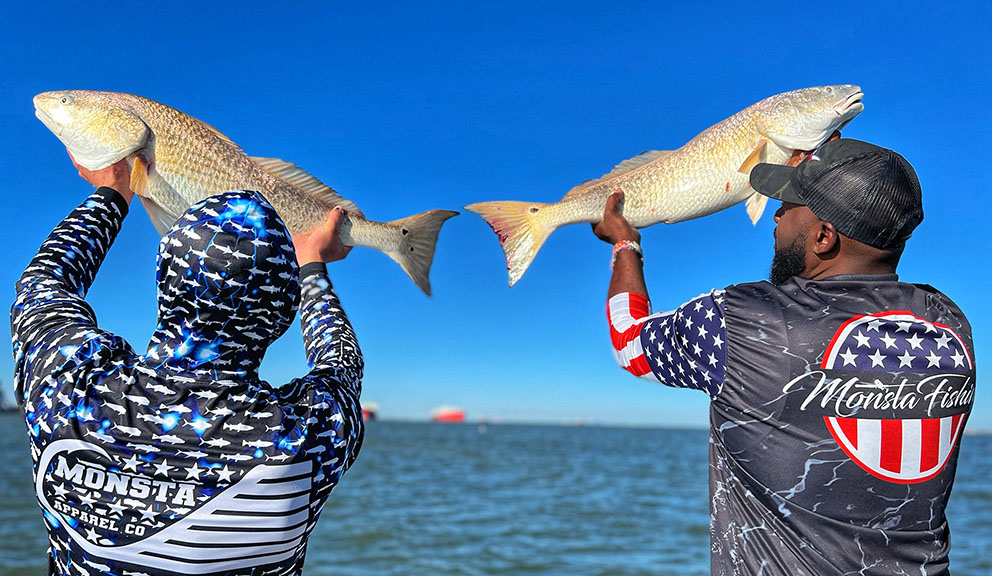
left=144, top=190, right=300, bottom=380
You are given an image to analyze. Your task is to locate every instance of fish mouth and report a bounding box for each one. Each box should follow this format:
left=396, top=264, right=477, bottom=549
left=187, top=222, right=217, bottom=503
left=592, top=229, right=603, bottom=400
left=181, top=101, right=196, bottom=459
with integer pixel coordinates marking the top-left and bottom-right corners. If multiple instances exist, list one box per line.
left=34, top=107, right=62, bottom=136
left=834, top=90, right=864, bottom=117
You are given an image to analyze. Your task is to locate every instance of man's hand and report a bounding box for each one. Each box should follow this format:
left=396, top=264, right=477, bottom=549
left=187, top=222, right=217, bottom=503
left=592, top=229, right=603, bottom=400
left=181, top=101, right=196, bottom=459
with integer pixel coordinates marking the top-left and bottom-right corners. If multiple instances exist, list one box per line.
left=292, top=206, right=353, bottom=266
left=69, top=152, right=135, bottom=203
left=592, top=189, right=640, bottom=245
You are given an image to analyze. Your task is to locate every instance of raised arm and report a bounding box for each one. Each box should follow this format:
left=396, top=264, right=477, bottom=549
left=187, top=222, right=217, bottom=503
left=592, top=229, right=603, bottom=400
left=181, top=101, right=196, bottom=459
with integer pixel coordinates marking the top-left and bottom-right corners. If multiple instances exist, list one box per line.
left=11, top=158, right=134, bottom=404
left=293, top=207, right=363, bottom=393
left=594, top=190, right=727, bottom=397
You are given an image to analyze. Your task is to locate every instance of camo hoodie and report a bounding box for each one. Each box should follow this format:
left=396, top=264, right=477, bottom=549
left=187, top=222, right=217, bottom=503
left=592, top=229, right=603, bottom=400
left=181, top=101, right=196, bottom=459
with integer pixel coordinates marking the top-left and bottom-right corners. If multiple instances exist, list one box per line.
left=12, top=187, right=363, bottom=576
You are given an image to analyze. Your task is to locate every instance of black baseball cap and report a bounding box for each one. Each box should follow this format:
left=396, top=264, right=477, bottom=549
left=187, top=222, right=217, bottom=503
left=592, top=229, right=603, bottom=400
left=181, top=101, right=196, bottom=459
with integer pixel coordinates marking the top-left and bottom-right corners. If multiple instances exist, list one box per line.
left=749, top=139, right=924, bottom=250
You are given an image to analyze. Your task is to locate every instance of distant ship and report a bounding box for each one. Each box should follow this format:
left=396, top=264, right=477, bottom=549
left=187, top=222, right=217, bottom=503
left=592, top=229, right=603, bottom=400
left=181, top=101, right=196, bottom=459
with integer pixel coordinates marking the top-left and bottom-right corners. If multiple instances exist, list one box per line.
left=362, top=402, right=379, bottom=422
left=430, top=405, right=465, bottom=423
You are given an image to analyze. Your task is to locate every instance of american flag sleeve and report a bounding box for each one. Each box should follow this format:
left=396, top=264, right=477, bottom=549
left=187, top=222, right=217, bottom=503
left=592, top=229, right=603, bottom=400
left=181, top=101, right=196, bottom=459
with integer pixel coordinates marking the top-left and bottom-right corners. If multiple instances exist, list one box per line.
left=298, top=263, right=363, bottom=397
left=10, top=187, right=129, bottom=404
left=607, top=290, right=728, bottom=397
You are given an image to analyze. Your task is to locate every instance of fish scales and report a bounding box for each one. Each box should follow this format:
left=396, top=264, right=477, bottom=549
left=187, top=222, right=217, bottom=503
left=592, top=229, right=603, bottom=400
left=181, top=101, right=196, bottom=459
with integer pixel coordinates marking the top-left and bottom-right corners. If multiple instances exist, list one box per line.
left=34, top=91, right=457, bottom=295
left=465, top=85, right=864, bottom=285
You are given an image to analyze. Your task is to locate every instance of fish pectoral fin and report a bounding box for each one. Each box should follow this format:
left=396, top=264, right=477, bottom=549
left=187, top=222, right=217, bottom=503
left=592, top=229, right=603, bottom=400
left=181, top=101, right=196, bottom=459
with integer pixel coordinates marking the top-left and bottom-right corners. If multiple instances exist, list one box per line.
left=138, top=195, right=180, bottom=236
left=745, top=192, right=768, bottom=225
left=737, top=139, right=767, bottom=174
left=130, top=156, right=150, bottom=196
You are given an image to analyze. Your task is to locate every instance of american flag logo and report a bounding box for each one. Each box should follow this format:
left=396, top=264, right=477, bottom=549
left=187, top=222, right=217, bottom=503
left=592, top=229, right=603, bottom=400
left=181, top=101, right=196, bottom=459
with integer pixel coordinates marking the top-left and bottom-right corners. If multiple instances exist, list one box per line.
left=821, top=311, right=972, bottom=484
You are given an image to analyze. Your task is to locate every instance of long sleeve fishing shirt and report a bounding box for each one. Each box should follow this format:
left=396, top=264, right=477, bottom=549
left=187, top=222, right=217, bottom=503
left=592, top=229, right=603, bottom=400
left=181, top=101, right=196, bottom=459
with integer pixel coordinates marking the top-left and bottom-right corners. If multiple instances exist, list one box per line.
left=12, top=187, right=363, bottom=576
left=608, top=276, right=975, bottom=576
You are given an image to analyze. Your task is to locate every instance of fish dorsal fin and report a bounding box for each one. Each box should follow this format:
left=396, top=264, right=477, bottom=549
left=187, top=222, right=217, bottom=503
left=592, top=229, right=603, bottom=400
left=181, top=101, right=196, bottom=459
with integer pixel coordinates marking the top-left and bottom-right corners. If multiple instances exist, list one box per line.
left=610, top=149, right=673, bottom=176
left=249, top=156, right=362, bottom=215
left=198, top=120, right=242, bottom=151
left=563, top=150, right=674, bottom=199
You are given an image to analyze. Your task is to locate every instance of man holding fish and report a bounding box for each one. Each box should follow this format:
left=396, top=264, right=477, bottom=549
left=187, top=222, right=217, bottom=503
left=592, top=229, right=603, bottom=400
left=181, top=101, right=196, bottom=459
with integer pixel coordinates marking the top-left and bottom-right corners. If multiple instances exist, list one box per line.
left=598, top=139, right=975, bottom=574
left=12, top=153, right=365, bottom=575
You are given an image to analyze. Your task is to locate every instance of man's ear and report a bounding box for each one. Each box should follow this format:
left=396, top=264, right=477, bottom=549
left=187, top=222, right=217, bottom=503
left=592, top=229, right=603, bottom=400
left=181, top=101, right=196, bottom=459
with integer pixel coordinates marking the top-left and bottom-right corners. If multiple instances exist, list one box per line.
left=812, top=221, right=839, bottom=256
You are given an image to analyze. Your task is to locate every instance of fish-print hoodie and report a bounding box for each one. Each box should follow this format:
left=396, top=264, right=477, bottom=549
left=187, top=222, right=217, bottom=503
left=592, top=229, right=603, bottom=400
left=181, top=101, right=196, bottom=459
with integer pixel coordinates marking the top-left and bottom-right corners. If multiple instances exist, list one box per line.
left=12, top=187, right=363, bottom=576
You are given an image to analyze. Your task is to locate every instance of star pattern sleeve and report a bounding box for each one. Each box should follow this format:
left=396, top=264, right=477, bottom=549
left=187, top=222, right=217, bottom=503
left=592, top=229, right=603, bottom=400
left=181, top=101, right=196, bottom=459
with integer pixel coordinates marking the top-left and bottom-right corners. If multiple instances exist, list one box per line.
left=10, top=187, right=130, bottom=405
left=607, top=290, right=728, bottom=397
left=298, top=263, right=363, bottom=395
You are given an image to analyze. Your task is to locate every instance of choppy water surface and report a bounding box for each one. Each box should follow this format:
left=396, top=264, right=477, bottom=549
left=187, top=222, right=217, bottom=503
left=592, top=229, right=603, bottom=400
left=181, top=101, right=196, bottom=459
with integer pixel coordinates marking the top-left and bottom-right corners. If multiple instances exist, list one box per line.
left=1, top=415, right=989, bottom=575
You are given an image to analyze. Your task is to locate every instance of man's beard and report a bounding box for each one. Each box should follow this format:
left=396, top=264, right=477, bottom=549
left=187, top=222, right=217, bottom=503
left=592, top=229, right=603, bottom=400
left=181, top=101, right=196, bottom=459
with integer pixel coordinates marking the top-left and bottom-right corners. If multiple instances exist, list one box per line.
left=770, top=232, right=807, bottom=285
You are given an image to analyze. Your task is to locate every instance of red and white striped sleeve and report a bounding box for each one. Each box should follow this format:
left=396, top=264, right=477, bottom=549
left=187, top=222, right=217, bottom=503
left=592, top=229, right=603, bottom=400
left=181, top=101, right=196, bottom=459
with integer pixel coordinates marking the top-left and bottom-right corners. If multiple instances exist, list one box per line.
left=607, top=292, right=661, bottom=381
left=607, top=290, right=728, bottom=396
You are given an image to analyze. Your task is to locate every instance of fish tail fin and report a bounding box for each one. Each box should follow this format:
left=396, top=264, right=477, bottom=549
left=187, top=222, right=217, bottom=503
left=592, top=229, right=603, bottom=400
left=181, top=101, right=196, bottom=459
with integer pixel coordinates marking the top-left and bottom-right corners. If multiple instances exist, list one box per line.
left=463, top=200, right=554, bottom=286
left=383, top=209, right=460, bottom=296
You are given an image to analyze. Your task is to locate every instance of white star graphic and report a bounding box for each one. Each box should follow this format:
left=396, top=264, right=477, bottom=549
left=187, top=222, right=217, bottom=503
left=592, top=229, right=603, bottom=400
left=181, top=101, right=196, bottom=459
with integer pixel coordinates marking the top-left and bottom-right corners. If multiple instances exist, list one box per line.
left=84, top=527, right=101, bottom=542
left=52, top=483, right=69, bottom=498
left=712, top=333, right=724, bottom=349
left=868, top=349, right=887, bottom=368
left=924, top=322, right=939, bottom=334
left=839, top=348, right=859, bottom=367
left=925, top=350, right=943, bottom=368
left=693, top=300, right=704, bottom=312
left=701, top=371, right=712, bottom=383
left=934, top=333, right=953, bottom=350
left=895, top=321, right=913, bottom=333
left=681, top=335, right=689, bottom=348
left=950, top=351, right=966, bottom=368
left=215, top=465, right=235, bottom=483
left=707, top=352, right=718, bottom=367
left=897, top=350, right=916, bottom=368
left=140, top=505, right=157, bottom=522
left=184, top=463, right=203, bottom=481
left=697, top=324, right=709, bottom=339
left=78, top=492, right=96, bottom=507
left=153, top=459, right=173, bottom=477
left=692, top=342, right=702, bottom=356
left=684, top=315, right=694, bottom=330
left=879, top=332, right=898, bottom=349
left=107, top=501, right=125, bottom=517
left=866, top=319, right=884, bottom=332
left=852, top=330, right=872, bottom=348
left=704, top=308, right=716, bottom=321
left=905, top=333, right=924, bottom=350
left=649, top=330, right=657, bottom=343
left=122, top=454, right=141, bottom=473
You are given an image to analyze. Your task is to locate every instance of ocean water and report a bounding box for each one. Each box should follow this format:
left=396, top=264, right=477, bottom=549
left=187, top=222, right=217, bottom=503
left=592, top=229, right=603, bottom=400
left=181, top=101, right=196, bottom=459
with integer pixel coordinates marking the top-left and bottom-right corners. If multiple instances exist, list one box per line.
left=1, top=414, right=989, bottom=575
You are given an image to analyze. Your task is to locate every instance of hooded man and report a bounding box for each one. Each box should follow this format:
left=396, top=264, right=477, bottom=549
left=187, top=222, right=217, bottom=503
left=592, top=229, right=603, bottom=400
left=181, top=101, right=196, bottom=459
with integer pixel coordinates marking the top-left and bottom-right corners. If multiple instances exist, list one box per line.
left=12, top=158, right=363, bottom=576
left=595, top=139, right=975, bottom=575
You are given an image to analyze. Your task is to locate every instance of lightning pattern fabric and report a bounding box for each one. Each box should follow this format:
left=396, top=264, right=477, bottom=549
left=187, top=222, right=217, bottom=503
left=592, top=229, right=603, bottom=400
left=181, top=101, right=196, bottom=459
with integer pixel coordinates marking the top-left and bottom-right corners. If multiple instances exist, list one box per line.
left=12, top=188, right=363, bottom=576
left=607, top=275, right=975, bottom=575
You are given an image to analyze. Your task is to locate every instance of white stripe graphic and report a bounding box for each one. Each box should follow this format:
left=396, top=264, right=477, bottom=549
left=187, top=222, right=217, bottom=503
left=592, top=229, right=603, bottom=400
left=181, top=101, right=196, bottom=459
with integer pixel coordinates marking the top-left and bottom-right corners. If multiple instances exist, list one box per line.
left=856, top=419, right=882, bottom=470
left=900, top=419, right=922, bottom=476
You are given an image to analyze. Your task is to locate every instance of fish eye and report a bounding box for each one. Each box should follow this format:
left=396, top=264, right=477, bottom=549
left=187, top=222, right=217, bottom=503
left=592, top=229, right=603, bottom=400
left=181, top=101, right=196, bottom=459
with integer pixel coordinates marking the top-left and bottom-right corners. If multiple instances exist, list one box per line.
left=60, top=95, right=74, bottom=106
left=825, top=87, right=833, bottom=93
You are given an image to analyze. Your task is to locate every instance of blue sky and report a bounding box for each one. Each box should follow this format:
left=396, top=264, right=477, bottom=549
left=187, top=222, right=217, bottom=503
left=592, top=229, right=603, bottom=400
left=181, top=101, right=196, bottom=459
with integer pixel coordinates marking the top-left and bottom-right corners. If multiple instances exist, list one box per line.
left=0, top=2, right=988, bottom=429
